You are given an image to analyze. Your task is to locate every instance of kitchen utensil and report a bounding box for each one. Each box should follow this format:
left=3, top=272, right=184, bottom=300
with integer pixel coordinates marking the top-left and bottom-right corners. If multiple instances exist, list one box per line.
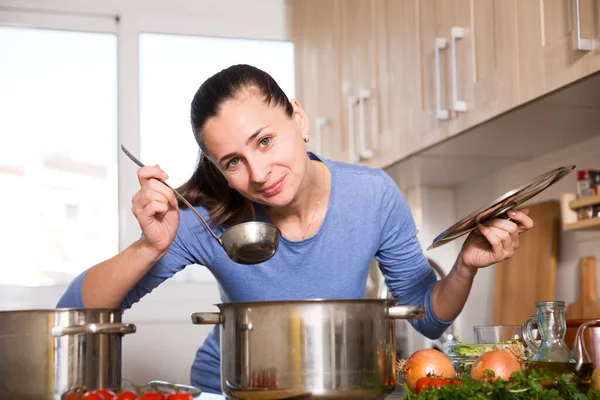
left=148, top=380, right=202, bottom=397
left=428, top=165, right=575, bottom=249
left=0, top=308, right=136, bottom=400
left=191, top=299, right=425, bottom=399
left=522, top=301, right=572, bottom=362
left=121, top=145, right=281, bottom=265
left=492, top=200, right=560, bottom=325
left=567, top=256, right=600, bottom=320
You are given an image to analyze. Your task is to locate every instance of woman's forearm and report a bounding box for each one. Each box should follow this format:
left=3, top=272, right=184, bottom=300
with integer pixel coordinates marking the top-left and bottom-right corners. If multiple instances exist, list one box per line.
left=82, top=239, right=164, bottom=308
left=430, top=256, right=478, bottom=322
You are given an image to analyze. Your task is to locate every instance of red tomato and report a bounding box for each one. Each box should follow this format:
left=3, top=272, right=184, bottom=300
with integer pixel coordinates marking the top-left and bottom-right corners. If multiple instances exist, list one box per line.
left=65, top=396, right=81, bottom=400
left=81, top=393, right=104, bottom=400
left=165, top=394, right=192, bottom=400
left=414, top=377, right=461, bottom=394
left=138, top=391, right=165, bottom=400
left=91, top=389, right=115, bottom=400
left=113, top=391, right=138, bottom=400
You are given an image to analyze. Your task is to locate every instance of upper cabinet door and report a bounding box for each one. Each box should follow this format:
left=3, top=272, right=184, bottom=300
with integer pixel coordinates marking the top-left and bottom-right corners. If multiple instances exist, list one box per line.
left=542, top=0, right=600, bottom=92
left=404, top=0, right=471, bottom=150
left=516, top=0, right=600, bottom=102
left=291, top=0, right=343, bottom=161
left=339, top=0, right=381, bottom=165
left=467, top=0, right=521, bottom=128
left=375, top=0, right=418, bottom=163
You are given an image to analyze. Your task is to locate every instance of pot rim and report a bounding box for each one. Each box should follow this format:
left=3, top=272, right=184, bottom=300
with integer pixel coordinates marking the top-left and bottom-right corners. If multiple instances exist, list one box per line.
left=210, top=298, right=406, bottom=308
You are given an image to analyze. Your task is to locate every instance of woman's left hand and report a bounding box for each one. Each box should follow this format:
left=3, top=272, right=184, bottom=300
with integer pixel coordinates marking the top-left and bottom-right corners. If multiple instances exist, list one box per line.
left=459, top=209, right=534, bottom=270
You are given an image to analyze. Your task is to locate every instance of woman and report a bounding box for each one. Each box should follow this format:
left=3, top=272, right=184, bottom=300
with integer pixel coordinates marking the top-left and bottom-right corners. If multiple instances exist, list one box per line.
left=57, top=64, right=533, bottom=394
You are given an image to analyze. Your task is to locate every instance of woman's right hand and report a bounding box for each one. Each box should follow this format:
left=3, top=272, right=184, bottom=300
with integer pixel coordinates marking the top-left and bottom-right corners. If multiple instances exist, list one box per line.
left=131, top=165, right=180, bottom=257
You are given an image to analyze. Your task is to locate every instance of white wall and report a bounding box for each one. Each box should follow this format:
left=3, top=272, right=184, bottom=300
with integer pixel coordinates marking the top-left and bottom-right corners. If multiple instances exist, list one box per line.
left=454, top=135, right=600, bottom=343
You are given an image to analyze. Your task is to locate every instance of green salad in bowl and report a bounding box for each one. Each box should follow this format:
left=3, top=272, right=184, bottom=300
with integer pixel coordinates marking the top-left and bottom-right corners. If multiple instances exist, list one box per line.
left=448, top=338, right=530, bottom=376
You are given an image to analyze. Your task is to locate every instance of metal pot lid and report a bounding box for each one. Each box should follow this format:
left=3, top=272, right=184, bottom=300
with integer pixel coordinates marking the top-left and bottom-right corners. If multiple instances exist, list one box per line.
left=427, top=164, right=576, bottom=250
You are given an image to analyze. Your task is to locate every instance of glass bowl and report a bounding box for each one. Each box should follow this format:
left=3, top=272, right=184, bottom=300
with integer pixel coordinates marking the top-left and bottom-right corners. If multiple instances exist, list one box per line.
left=448, top=341, right=525, bottom=376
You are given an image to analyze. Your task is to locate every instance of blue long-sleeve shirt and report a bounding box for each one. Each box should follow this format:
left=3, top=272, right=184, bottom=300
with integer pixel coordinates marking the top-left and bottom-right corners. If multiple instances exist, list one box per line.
left=57, top=152, right=452, bottom=394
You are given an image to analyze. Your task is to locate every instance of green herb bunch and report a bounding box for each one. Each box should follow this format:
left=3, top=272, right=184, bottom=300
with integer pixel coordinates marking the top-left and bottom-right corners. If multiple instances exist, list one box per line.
left=404, top=369, right=600, bottom=399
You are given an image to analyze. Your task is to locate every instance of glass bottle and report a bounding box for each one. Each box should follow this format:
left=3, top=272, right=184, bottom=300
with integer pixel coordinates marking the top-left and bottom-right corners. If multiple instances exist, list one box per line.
left=522, top=301, right=572, bottom=362
left=523, top=301, right=596, bottom=392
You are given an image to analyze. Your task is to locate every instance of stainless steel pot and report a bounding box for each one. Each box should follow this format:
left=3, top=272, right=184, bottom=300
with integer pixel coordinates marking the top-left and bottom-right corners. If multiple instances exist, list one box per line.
left=0, top=308, right=136, bottom=400
left=192, top=299, right=425, bottom=399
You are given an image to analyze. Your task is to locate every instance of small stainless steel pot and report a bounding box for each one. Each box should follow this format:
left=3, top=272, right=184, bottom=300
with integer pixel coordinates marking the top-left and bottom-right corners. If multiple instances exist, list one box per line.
left=192, top=299, right=425, bottom=399
left=0, top=308, right=136, bottom=400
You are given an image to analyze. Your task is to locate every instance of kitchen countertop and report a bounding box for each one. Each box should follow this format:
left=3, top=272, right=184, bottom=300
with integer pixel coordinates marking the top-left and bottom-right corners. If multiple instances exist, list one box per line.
left=386, top=384, right=407, bottom=399
left=196, top=385, right=407, bottom=399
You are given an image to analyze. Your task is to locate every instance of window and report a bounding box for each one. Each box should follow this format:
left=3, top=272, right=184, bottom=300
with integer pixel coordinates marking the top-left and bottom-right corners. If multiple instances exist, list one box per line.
left=0, top=26, right=118, bottom=286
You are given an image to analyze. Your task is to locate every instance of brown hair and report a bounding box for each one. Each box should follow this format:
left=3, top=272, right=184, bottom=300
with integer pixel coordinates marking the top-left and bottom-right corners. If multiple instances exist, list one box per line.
left=176, top=64, right=293, bottom=228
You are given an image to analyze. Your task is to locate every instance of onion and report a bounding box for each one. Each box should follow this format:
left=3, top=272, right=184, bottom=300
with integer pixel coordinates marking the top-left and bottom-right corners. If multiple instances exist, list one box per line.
left=470, top=349, right=522, bottom=382
left=398, top=349, right=456, bottom=392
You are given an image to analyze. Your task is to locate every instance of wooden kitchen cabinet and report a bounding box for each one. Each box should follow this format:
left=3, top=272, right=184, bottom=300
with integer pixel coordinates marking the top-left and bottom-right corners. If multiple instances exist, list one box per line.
left=290, top=0, right=600, bottom=169
left=539, top=0, right=600, bottom=95
left=293, top=0, right=397, bottom=166
left=338, top=0, right=382, bottom=165
left=374, top=0, right=419, bottom=162
left=466, top=1, right=521, bottom=130
left=411, top=0, right=522, bottom=142
left=516, top=0, right=600, bottom=102
left=291, top=0, right=344, bottom=161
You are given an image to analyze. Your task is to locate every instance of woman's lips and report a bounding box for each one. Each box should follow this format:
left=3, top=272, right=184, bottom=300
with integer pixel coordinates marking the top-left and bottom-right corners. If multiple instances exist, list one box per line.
left=260, top=176, right=285, bottom=196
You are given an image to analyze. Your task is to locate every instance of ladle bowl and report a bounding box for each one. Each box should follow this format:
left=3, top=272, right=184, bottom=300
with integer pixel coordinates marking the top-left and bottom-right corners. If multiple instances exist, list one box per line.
left=121, top=145, right=280, bottom=264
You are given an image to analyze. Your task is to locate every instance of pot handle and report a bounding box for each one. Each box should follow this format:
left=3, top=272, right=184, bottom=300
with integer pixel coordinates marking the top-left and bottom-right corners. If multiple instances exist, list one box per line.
left=52, top=322, right=137, bottom=337
left=148, top=380, right=201, bottom=397
left=191, top=312, right=222, bottom=325
left=387, top=305, right=426, bottom=320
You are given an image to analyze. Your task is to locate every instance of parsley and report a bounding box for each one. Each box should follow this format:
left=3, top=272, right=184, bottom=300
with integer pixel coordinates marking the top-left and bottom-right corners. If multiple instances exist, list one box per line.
left=404, top=369, right=600, bottom=399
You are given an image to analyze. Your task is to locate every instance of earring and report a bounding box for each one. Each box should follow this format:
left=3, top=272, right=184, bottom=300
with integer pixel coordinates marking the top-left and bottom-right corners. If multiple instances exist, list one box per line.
left=303, top=135, right=310, bottom=143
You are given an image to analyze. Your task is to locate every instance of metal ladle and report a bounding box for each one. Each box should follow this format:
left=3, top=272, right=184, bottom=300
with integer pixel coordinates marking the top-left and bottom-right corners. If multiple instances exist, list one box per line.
left=121, top=145, right=281, bottom=264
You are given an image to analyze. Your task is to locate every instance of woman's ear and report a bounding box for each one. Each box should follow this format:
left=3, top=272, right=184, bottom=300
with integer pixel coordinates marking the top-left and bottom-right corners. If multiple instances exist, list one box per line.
left=290, top=99, right=309, bottom=141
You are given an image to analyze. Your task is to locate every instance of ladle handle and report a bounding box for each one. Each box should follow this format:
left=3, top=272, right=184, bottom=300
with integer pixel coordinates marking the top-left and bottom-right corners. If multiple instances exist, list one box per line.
left=120, top=145, right=223, bottom=246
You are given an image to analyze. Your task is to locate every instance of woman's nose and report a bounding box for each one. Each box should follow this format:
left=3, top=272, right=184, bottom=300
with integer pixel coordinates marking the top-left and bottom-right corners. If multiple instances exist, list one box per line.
left=247, top=156, right=270, bottom=184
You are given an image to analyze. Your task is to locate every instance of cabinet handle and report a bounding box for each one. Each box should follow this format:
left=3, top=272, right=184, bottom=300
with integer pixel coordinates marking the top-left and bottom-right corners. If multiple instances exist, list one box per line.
left=575, top=0, right=592, bottom=51
left=358, top=89, right=374, bottom=160
left=314, top=117, right=329, bottom=155
left=451, top=26, right=467, bottom=112
left=347, top=96, right=359, bottom=163
left=434, top=37, right=449, bottom=120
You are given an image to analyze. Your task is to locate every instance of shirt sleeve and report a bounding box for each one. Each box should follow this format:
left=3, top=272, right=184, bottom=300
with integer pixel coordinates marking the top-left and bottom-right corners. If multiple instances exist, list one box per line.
left=374, top=170, right=453, bottom=339
left=56, top=210, right=211, bottom=310
left=56, top=270, right=87, bottom=308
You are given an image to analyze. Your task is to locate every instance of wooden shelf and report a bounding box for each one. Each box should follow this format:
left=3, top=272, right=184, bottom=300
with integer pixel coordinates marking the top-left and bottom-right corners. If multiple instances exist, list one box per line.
left=569, top=194, right=600, bottom=210
left=563, top=217, right=600, bottom=232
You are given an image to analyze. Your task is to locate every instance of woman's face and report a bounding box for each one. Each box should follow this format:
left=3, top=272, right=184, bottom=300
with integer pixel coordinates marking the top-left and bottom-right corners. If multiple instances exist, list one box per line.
left=202, top=89, right=310, bottom=208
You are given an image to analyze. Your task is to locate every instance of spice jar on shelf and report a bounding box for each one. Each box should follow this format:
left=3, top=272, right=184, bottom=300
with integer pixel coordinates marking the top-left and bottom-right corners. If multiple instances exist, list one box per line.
left=590, top=171, right=600, bottom=196
left=576, top=170, right=596, bottom=220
